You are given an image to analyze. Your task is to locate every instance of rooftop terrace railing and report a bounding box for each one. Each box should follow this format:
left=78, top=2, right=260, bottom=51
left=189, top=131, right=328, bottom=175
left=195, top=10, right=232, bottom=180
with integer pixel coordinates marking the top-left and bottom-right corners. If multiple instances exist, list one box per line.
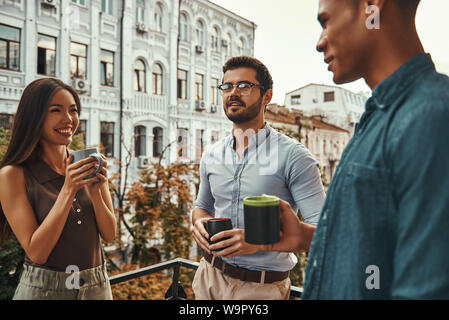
left=109, top=258, right=303, bottom=300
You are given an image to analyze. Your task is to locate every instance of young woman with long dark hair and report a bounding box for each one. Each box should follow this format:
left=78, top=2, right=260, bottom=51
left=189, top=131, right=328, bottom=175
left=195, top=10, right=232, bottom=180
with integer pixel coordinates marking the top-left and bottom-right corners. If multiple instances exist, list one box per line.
left=0, top=78, right=116, bottom=299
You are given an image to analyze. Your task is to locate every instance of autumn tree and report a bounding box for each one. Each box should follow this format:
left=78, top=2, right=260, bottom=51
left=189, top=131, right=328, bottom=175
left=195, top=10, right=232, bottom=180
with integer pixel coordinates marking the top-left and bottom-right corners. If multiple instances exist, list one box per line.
left=126, top=160, right=198, bottom=263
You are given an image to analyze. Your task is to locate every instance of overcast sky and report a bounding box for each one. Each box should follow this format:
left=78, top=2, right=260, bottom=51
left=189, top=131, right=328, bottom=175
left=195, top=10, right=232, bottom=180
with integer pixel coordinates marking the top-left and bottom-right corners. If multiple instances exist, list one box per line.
left=210, top=0, right=449, bottom=104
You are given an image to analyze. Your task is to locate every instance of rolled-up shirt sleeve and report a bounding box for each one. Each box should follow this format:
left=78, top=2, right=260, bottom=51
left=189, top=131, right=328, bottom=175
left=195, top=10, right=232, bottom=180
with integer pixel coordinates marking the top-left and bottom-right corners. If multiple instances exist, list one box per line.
left=285, top=143, right=326, bottom=225
left=194, top=155, right=215, bottom=216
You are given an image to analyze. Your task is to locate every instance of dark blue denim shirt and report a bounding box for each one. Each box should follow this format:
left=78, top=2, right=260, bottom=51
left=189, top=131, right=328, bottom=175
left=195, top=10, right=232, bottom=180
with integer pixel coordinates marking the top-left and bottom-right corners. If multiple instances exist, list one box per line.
left=302, top=54, right=449, bottom=299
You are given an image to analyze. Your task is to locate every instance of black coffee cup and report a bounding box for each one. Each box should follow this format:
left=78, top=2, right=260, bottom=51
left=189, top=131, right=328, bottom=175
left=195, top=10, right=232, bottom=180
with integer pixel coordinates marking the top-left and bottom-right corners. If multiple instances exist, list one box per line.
left=243, top=196, right=280, bottom=245
left=206, top=218, right=233, bottom=247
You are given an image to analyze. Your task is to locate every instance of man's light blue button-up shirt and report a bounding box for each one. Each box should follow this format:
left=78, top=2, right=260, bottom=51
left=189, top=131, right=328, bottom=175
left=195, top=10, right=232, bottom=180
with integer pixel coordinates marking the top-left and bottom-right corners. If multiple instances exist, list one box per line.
left=195, top=124, right=325, bottom=272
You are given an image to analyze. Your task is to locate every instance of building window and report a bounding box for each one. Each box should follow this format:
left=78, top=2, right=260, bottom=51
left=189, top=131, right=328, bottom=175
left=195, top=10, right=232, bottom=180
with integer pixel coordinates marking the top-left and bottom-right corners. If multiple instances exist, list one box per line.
left=211, top=78, right=219, bottom=105
left=238, top=37, right=245, bottom=55
left=0, top=113, right=14, bottom=129
left=315, top=136, right=320, bottom=154
left=136, top=0, right=145, bottom=23
left=291, top=95, right=301, bottom=105
left=211, top=130, right=219, bottom=144
left=134, top=59, right=146, bottom=92
left=75, top=119, right=87, bottom=145
left=177, top=128, right=188, bottom=158
left=153, top=127, right=163, bottom=157
left=324, top=91, right=335, bottom=102
left=196, top=20, right=205, bottom=46
left=70, top=42, right=87, bottom=79
left=72, top=0, right=86, bottom=6
left=211, top=26, right=219, bottom=51
left=195, top=129, right=204, bottom=160
left=152, top=63, right=163, bottom=95
left=195, top=73, right=204, bottom=101
left=225, top=33, right=232, bottom=57
left=179, top=13, right=188, bottom=41
left=100, top=49, right=114, bottom=86
left=154, top=3, right=163, bottom=32
left=177, top=69, right=188, bottom=99
left=37, top=34, right=56, bottom=76
left=134, top=125, right=146, bottom=157
left=100, top=121, right=114, bottom=157
left=0, top=24, right=20, bottom=71
left=101, top=0, right=113, bottom=15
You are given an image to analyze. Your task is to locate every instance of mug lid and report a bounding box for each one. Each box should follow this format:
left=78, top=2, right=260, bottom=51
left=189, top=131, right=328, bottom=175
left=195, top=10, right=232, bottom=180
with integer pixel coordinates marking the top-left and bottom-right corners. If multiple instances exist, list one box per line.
left=243, top=195, right=279, bottom=207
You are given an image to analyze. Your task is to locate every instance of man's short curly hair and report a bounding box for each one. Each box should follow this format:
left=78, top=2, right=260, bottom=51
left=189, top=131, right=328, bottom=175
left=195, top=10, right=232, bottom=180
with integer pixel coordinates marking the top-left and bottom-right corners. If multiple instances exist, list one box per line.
left=222, top=56, right=273, bottom=95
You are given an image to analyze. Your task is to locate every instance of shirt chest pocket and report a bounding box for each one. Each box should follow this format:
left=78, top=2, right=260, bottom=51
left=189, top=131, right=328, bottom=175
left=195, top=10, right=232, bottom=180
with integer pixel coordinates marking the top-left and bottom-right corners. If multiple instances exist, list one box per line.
left=341, top=162, right=393, bottom=231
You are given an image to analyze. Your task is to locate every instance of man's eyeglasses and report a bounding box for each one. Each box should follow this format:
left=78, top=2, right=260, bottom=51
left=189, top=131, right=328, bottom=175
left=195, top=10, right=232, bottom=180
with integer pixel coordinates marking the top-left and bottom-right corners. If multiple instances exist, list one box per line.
left=218, top=81, right=264, bottom=96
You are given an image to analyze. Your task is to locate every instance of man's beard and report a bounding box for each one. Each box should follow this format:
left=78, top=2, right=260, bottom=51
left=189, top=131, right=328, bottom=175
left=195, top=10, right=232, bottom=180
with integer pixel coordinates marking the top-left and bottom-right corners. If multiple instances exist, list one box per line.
left=224, top=96, right=263, bottom=124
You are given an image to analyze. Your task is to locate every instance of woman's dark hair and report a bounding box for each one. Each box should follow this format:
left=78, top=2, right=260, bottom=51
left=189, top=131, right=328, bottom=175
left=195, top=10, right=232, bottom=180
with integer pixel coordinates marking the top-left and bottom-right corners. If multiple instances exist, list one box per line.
left=222, top=56, right=273, bottom=95
left=0, top=78, right=81, bottom=244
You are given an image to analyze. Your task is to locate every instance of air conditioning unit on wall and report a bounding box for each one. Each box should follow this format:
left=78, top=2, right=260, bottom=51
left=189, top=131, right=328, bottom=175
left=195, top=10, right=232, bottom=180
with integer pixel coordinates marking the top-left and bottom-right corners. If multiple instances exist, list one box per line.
left=195, top=45, right=204, bottom=54
left=137, top=156, right=150, bottom=168
left=73, top=78, right=88, bottom=93
left=42, top=0, right=57, bottom=7
left=195, top=100, right=206, bottom=111
left=136, top=22, right=148, bottom=33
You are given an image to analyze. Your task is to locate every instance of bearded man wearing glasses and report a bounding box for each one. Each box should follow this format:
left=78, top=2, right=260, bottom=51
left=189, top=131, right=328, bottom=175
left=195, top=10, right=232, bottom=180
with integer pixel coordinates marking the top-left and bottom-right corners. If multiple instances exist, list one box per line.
left=191, top=56, right=325, bottom=300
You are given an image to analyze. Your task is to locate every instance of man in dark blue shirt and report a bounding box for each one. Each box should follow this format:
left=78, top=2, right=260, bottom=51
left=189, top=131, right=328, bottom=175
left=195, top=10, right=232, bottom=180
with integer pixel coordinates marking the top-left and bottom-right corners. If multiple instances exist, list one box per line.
left=264, top=0, right=449, bottom=299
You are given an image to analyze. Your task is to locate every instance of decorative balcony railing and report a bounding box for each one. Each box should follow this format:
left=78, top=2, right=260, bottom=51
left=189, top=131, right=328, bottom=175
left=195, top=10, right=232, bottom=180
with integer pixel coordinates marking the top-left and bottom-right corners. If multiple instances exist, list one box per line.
left=109, top=258, right=303, bottom=300
left=0, top=84, right=23, bottom=101
left=134, top=93, right=167, bottom=119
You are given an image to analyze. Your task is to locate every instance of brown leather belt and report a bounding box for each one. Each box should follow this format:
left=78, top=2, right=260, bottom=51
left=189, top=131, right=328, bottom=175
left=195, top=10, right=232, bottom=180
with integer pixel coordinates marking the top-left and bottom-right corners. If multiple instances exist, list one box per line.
left=204, top=252, right=289, bottom=284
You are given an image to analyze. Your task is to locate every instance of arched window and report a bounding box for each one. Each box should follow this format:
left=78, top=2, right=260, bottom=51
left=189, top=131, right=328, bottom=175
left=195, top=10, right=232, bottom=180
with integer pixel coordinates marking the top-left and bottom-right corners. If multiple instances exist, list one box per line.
left=238, top=37, right=245, bottom=55
left=225, top=33, right=232, bottom=56
left=152, top=63, right=163, bottom=95
left=196, top=20, right=205, bottom=46
left=153, top=127, right=163, bottom=157
left=154, top=3, right=163, bottom=32
left=211, top=26, right=219, bottom=50
left=179, top=13, right=188, bottom=41
left=134, top=125, right=146, bottom=157
left=136, top=0, right=145, bottom=23
left=134, top=59, right=146, bottom=92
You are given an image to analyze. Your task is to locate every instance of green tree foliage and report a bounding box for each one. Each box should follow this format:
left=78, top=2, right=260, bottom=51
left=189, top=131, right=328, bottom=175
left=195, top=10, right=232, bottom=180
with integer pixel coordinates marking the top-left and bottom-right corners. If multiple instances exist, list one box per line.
left=109, top=158, right=199, bottom=299
left=272, top=125, right=302, bottom=142
left=126, top=161, right=198, bottom=263
left=0, top=128, right=25, bottom=299
left=68, top=132, right=86, bottom=151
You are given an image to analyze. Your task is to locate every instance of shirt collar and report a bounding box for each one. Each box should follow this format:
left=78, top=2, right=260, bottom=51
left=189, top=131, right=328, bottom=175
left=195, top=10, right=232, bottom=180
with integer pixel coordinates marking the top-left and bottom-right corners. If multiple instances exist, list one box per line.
left=368, top=53, right=435, bottom=111
left=227, top=122, right=272, bottom=149
left=27, top=151, right=68, bottom=184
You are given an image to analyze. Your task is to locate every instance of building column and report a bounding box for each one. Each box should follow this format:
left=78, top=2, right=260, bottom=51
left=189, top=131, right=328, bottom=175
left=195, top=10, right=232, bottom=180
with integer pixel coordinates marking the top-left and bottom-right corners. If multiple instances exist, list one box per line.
left=24, top=0, right=37, bottom=85
left=59, top=0, right=70, bottom=81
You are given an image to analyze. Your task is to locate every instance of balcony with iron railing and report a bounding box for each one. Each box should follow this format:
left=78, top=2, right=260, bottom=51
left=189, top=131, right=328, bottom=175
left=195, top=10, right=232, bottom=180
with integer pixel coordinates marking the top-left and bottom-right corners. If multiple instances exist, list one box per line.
left=109, top=258, right=303, bottom=300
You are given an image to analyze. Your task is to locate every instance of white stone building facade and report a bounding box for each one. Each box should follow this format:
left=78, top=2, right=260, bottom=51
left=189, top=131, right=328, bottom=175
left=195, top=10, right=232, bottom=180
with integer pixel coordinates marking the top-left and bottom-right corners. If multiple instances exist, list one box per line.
left=265, top=104, right=350, bottom=186
left=284, top=83, right=368, bottom=133
left=0, top=0, right=256, bottom=186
